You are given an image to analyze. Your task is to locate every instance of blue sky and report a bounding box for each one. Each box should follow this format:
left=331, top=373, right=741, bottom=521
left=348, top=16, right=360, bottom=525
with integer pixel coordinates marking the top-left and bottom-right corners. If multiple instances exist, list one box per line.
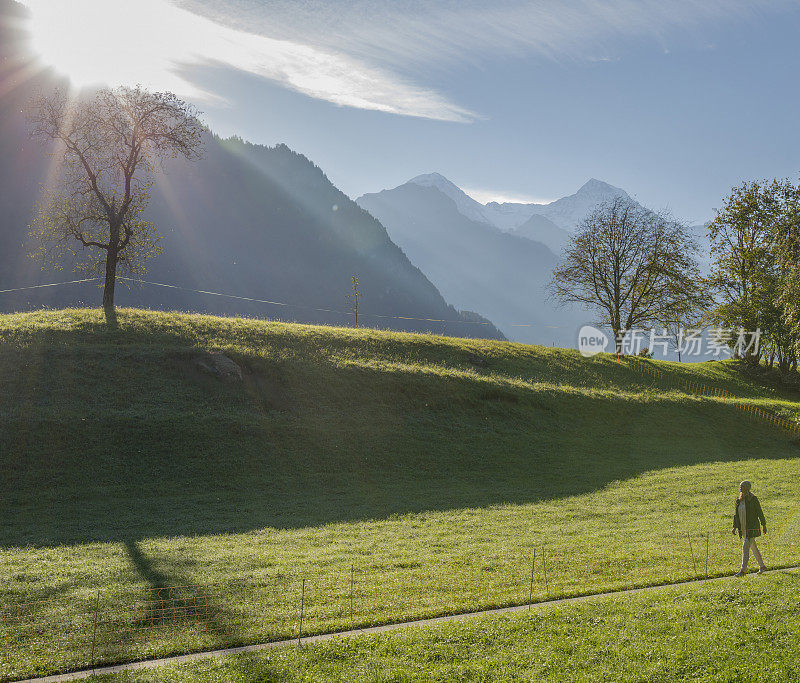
left=23, top=0, right=800, bottom=223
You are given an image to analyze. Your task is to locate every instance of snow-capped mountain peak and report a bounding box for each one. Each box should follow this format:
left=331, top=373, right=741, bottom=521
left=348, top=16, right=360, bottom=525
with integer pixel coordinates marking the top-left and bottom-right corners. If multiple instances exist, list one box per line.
left=576, top=178, right=623, bottom=195
left=538, top=178, right=630, bottom=231
left=408, top=172, right=459, bottom=193
left=407, top=173, right=491, bottom=225
left=388, top=174, right=639, bottom=244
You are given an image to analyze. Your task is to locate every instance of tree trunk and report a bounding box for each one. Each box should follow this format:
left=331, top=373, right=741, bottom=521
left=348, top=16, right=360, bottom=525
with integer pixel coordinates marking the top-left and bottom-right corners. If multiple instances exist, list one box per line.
left=613, top=327, right=623, bottom=355
left=102, top=247, right=118, bottom=321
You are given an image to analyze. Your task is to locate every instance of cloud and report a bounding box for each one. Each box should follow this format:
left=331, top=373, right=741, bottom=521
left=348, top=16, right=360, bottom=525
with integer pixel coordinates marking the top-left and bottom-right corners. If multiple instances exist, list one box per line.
left=20, top=0, right=477, bottom=122
left=182, top=0, right=800, bottom=72
left=20, top=0, right=799, bottom=122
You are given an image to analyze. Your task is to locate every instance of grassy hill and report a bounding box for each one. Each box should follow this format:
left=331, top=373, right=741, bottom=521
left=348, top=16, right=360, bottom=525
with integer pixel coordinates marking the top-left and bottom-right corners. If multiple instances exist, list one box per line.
left=2, top=308, right=800, bottom=679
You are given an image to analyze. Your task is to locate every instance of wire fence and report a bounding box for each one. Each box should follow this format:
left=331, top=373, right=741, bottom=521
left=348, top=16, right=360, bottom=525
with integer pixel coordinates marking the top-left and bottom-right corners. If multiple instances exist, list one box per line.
left=624, top=355, right=800, bottom=436
left=0, top=277, right=504, bottom=330
left=2, top=527, right=798, bottom=679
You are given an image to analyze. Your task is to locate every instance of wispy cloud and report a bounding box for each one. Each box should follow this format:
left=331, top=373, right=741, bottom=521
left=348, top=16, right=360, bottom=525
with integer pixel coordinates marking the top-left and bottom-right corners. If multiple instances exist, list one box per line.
left=20, top=0, right=800, bottom=122
left=184, top=0, right=800, bottom=71
left=20, top=0, right=476, bottom=122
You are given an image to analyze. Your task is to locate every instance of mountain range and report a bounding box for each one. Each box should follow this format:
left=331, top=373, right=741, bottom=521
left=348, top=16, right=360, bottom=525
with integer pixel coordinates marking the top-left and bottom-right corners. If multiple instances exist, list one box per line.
left=357, top=175, right=637, bottom=345
left=358, top=174, right=712, bottom=345
left=404, top=173, right=630, bottom=252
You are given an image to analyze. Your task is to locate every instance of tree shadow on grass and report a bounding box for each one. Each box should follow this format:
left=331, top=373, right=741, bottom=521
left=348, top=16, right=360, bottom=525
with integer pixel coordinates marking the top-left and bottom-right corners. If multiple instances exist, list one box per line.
left=123, top=539, right=222, bottom=631
left=2, top=351, right=798, bottom=549
left=104, top=306, right=119, bottom=330
left=90, top=540, right=272, bottom=668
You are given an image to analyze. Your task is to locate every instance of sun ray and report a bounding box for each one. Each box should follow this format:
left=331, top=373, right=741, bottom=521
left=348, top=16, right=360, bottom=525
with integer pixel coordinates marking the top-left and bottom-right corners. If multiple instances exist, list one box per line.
left=0, top=56, right=47, bottom=100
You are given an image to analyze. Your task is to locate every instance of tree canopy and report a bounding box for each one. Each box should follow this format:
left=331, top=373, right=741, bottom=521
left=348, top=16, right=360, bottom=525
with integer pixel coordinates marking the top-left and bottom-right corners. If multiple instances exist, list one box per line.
left=707, top=178, right=800, bottom=370
left=550, top=197, right=705, bottom=353
left=28, top=86, right=204, bottom=316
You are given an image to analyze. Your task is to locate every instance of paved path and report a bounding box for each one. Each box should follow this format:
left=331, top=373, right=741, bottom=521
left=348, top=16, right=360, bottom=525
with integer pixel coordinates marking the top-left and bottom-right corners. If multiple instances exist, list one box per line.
left=15, top=567, right=796, bottom=683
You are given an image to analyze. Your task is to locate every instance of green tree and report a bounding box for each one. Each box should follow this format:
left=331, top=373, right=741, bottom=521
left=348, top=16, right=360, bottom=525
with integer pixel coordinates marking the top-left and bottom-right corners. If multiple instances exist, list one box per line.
left=28, top=87, right=204, bottom=318
left=767, top=178, right=800, bottom=370
left=706, top=180, right=798, bottom=370
left=550, top=197, right=704, bottom=354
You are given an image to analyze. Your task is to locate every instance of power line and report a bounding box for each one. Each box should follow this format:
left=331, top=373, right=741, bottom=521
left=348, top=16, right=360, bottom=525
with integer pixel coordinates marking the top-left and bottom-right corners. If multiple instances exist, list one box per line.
left=0, top=275, right=565, bottom=329
left=117, top=277, right=347, bottom=316
left=0, top=277, right=100, bottom=294
left=117, top=277, right=499, bottom=326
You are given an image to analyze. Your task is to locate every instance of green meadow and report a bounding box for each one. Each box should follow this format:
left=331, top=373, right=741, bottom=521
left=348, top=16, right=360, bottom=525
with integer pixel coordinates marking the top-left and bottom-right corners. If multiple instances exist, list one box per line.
left=1, top=308, right=799, bottom=680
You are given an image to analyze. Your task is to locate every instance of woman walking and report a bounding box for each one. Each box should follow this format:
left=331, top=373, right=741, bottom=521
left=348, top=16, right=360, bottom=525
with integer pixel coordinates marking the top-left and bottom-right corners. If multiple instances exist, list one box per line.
left=733, top=480, right=767, bottom=576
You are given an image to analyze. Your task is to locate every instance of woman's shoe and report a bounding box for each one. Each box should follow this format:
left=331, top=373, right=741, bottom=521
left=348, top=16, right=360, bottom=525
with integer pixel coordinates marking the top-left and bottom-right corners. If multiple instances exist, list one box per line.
left=734, top=571, right=746, bottom=577
left=756, top=567, right=765, bottom=575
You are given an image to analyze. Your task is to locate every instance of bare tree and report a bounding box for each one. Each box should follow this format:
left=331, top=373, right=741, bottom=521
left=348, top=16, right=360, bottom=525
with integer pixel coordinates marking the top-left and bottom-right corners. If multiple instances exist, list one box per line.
left=346, top=275, right=361, bottom=327
left=550, top=197, right=704, bottom=354
left=28, top=87, right=203, bottom=318
left=660, top=315, right=704, bottom=363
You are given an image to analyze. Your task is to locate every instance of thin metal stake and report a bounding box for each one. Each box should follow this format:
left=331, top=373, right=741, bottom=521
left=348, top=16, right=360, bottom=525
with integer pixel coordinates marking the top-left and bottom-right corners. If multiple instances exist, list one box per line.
left=705, top=533, right=710, bottom=578
left=350, top=565, right=355, bottom=628
left=543, top=548, right=549, bottom=597
left=298, top=578, right=305, bottom=645
left=89, top=589, right=100, bottom=669
left=528, top=548, right=536, bottom=608
left=687, top=533, right=698, bottom=576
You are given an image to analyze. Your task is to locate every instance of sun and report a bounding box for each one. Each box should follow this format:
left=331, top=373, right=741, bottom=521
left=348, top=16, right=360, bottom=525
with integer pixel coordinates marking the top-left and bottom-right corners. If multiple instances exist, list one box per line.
left=23, top=0, right=191, bottom=92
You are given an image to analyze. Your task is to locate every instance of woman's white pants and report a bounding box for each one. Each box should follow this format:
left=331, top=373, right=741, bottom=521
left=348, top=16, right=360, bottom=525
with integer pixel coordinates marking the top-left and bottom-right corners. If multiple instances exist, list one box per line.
left=740, top=537, right=765, bottom=573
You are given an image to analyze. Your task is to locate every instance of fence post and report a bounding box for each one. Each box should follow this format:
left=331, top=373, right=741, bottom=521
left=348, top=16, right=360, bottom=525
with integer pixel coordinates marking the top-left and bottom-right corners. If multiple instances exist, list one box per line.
left=528, top=549, right=536, bottom=608
left=298, top=578, right=305, bottom=645
left=543, top=548, right=549, bottom=597
left=89, top=589, right=100, bottom=669
left=687, top=533, right=698, bottom=576
left=350, top=565, right=354, bottom=629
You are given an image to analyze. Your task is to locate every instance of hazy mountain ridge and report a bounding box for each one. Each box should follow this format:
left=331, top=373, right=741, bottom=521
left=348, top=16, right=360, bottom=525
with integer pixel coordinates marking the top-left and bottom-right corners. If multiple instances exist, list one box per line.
left=508, top=214, right=570, bottom=255
left=357, top=181, right=585, bottom=346
left=407, top=173, right=491, bottom=226
left=356, top=173, right=710, bottom=346
left=405, top=174, right=631, bottom=253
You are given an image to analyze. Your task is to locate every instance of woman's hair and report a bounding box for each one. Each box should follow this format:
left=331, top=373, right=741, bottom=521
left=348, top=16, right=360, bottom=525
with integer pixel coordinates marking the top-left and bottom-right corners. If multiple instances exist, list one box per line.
left=739, top=480, right=752, bottom=500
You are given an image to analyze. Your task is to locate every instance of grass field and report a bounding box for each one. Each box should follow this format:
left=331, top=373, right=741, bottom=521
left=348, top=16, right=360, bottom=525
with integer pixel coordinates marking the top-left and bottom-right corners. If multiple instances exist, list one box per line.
left=1, top=308, right=800, bottom=680
left=92, top=570, right=800, bottom=682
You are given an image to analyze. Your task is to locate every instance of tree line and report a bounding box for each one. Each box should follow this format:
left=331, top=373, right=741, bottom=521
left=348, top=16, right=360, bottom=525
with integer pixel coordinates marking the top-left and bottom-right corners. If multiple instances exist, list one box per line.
left=550, top=181, right=800, bottom=370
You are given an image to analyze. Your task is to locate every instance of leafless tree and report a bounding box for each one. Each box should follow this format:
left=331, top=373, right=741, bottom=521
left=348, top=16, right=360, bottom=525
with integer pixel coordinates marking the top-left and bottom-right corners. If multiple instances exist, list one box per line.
left=346, top=275, right=361, bottom=327
left=550, top=197, right=705, bottom=354
left=28, top=87, right=204, bottom=318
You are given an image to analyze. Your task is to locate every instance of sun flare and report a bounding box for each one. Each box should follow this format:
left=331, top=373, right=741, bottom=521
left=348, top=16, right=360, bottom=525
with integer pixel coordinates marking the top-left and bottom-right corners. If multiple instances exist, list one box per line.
left=23, top=0, right=194, bottom=93
left=18, top=0, right=474, bottom=120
